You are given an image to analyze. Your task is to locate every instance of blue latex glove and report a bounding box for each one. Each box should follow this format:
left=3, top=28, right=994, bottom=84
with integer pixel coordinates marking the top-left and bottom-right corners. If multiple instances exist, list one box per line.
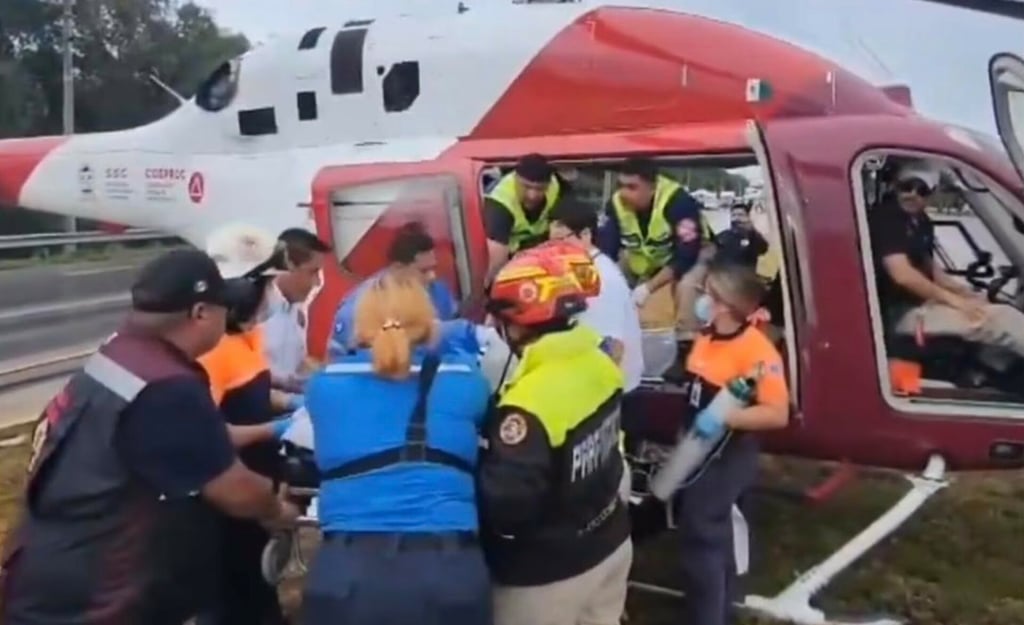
left=693, top=408, right=726, bottom=440
left=270, top=416, right=294, bottom=440
left=286, top=394, right=305, bottom=412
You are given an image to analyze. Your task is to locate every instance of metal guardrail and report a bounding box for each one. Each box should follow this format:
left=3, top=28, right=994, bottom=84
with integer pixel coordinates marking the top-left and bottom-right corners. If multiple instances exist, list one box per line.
left=0, top=350, right=92, bottom=394
left=0, top=229, right=175, bottom=251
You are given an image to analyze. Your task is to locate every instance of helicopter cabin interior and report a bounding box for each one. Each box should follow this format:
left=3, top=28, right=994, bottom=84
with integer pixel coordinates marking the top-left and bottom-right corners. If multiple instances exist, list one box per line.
left=324, top=150, right=799, bottom=403
left=480, top=157, right=787, bottom=325
left=853, top=148, right=1024, bottom=412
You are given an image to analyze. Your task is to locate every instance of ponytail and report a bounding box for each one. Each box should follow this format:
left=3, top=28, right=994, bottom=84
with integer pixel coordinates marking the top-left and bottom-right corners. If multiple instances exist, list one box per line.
left=370, top=321, right=413, bottom=379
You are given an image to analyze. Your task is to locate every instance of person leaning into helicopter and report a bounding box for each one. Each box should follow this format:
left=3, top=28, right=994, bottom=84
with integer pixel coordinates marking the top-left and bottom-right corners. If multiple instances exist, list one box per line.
left=300, top=271, right=493, bottom=625
left=327, top=222, right=460, bottom=359
left=483, top=153, right=568, bottom=280
left=261, top=228, right=331, bottom=409
left=673, top=257, right=789, bottom=625
left=597, top=157, right=715, bottom=340
left=478, top=241, right=631, bottom=625
left=196, top=225, right=302, bottom=625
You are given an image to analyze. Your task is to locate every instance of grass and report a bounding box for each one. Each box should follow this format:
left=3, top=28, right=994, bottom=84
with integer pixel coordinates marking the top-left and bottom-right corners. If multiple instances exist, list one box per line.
left=2, top=424, right=1022, bottom=625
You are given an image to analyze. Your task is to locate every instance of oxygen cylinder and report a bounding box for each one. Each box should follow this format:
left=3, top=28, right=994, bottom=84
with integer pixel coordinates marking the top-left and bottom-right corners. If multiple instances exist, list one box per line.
left=648, top=375, right=756, bottom=501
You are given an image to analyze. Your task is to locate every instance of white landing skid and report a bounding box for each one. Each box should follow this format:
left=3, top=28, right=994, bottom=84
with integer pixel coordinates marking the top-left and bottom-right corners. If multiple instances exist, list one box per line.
left=629, top=454, right=949, bottom=625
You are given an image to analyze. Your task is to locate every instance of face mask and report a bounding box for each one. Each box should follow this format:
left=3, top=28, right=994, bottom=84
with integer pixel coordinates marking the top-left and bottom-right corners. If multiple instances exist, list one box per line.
left=694, top=294, right=715, bottom=326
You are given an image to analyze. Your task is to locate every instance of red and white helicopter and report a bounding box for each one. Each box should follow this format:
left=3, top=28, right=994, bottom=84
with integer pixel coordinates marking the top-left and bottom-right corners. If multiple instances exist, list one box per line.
left=1, top=1, right=1024, bottom=623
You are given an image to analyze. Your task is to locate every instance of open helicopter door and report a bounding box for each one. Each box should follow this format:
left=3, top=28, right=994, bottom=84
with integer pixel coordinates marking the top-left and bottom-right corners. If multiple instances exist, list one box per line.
left=990, top=52, right=1024, bottom=186
left=307, top=158, right=483, bottom=359
left=744, top=120, right=802, bottom=416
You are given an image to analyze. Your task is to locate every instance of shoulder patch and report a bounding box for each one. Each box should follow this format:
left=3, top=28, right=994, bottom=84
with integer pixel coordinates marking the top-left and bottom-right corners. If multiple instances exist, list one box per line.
left=597, top=211, right=610, bottom=229
left=498, top=413, right=528, bottom=446
left=676, top=218, right=698, bottom=243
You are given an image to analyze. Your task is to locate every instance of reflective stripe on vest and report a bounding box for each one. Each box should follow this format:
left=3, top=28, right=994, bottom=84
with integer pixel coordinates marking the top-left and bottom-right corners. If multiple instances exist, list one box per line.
left=487, top=172, right=561, bottom=253
left=83, top=352, right=148, bottom=402
left=612, top=177, right=712, bottom=278
left=324, top=362, right=473, bottom=374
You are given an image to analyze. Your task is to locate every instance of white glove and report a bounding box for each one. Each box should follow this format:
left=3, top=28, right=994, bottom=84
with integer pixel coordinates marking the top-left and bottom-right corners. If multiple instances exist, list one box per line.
left=631, top=283, right=651, bottom=307
left=474, top=325, right=501, bottom=351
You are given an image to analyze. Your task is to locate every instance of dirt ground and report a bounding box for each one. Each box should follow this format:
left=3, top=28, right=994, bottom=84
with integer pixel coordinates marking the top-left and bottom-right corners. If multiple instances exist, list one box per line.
left=2, top=423, right=1022, bottom=624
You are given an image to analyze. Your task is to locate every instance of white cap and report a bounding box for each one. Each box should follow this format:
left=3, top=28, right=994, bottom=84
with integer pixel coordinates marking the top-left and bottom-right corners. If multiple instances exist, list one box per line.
left=205, top=223, right=282, bottom=280
left=897, top=166, right=940, bottom=191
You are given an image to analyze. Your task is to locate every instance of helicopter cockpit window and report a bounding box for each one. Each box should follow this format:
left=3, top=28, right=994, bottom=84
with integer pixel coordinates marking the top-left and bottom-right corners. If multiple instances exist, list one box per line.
left=854, top=150, right=1024, bottom=412
left=195, top=58, right=240, bottom=112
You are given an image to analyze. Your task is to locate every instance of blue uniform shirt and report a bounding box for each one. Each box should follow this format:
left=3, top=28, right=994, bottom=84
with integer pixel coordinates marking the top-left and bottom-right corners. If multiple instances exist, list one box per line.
left=327, top=270, right=458, bottom=358
left=596, top=188, right=705, bottom=279
left=305, top=347, right=491, bottom=533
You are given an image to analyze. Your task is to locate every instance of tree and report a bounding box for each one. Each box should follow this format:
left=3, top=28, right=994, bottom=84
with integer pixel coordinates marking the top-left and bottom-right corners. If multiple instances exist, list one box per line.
left=0, top=0, right=249, bottom=233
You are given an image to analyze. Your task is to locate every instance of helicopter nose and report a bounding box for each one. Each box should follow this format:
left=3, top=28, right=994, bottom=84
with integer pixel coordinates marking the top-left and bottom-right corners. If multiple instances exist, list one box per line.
left=0, top=136, right=66, bottom=208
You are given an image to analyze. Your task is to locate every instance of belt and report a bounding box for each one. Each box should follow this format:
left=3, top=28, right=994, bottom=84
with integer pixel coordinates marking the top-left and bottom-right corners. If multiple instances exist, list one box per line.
left=323, top=530, right=478, bottom=551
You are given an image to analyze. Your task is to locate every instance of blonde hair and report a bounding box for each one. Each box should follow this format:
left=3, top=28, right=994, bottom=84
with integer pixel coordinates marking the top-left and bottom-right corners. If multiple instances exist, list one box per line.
left=352, top=271, right=439, bottom=379
left=705, top=258, right=766, bottom=319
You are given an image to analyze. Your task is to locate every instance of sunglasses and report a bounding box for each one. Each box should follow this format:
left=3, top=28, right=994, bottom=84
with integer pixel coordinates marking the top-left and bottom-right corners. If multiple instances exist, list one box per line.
left=896, top=179, right=932, bottom=197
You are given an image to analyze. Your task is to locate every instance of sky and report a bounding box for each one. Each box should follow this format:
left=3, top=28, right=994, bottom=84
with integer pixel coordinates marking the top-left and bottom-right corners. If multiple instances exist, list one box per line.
left=195, top=0, right=1023, bottom=136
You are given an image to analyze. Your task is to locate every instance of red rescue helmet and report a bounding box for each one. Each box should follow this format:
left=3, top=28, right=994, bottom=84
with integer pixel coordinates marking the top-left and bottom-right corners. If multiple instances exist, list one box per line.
left=487, top=241, right=592, bottom=326
left=542, top=239, right=602, bottom=299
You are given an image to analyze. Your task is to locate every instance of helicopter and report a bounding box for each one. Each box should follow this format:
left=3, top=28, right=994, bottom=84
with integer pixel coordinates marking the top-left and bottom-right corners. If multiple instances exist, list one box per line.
left=1, top=1, right=1024, bottom=623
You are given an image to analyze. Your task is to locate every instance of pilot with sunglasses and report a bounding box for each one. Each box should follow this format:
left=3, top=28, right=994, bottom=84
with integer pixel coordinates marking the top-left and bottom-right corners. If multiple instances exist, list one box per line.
left=872, top=165, right=1024, bottom=361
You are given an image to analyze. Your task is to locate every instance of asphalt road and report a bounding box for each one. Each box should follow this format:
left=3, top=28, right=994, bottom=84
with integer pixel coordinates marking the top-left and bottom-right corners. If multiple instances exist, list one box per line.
left=0, top=259, right=142, bottom=311
left=0, top=260, right=143, bottom=364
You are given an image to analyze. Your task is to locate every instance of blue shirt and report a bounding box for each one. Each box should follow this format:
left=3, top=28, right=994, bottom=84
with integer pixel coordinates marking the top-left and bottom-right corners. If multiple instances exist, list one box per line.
left=327, top=270, right=459, bottom=358
left=305, top=347, right=491, bottom=532
left=596, top=188, right=705, bottom=279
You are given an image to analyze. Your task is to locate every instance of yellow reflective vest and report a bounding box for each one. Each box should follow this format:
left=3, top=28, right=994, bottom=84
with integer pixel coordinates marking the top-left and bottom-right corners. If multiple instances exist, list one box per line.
left=487, top=172, right=562, bottom=253
left=499, top=324, right=623, bottom=448
left=612, top=176, right=712, bottom=279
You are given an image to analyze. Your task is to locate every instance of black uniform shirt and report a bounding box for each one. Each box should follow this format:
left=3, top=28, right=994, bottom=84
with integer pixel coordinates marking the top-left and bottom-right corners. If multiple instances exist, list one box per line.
left=116, top=377, right=236, bottom=497
left=869, top=199, right=935, bottom=309
left=715, top=227, right=769, bottom=268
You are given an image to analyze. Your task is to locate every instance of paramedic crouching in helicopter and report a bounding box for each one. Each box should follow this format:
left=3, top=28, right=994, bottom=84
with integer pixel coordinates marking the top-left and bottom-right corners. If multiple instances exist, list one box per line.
left=672, top=258, right=789, bottom=625
left=301, top=272, right=493, bottom=625
left=478, top=242, right=631, bottom=625
left=598, top=157, right=714, bottom=340
left=484, top=153, right=567, bottom=279
left=872, top=165, right=1024, bottom=359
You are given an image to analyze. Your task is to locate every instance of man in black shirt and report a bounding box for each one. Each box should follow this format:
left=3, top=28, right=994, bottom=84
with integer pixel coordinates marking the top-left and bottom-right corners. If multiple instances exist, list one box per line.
left=715, top=201, right=769, bottom=269
left=1, top=250, right=299, bottom=625
left=871, top=165, right=1024, bottom=359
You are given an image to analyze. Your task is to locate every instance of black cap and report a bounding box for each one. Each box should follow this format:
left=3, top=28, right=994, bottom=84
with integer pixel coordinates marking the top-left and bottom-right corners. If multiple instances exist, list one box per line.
left=131, top=249, right=232, bottom=313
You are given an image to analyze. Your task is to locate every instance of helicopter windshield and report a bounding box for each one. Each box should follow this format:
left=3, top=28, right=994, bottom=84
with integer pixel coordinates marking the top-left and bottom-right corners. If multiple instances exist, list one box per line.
left=195, top=58, right=241, bottom=112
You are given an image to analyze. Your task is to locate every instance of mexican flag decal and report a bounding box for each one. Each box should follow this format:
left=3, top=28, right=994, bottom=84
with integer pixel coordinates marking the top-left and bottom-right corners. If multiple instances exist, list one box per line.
left=745, top=78, right=774, bottom=103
